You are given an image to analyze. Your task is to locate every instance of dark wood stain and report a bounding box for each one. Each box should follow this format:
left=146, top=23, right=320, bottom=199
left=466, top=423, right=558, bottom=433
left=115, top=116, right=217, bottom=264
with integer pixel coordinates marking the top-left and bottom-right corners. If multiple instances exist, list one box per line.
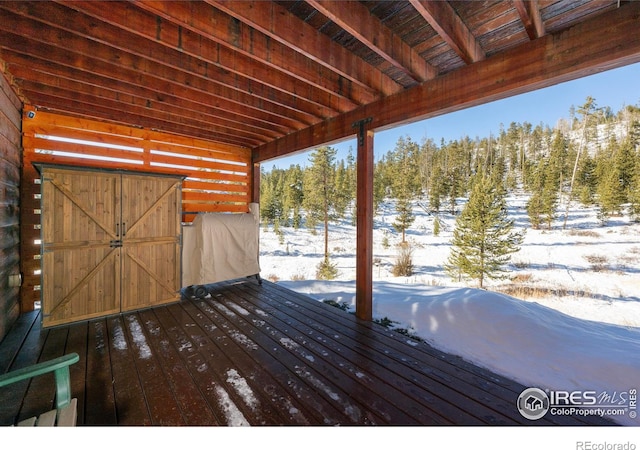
left=0, top=280, right=615, bottom=426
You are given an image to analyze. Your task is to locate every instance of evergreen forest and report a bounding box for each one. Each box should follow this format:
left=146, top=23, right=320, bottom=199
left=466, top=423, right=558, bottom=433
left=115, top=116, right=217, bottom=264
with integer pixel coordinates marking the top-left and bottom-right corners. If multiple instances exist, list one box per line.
left=260, top=98, right=640, bottom=235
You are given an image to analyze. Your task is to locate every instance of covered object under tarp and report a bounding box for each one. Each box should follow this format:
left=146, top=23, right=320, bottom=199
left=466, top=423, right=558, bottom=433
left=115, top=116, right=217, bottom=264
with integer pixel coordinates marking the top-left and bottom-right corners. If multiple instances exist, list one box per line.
left=182, top=204, right=260, bottom=290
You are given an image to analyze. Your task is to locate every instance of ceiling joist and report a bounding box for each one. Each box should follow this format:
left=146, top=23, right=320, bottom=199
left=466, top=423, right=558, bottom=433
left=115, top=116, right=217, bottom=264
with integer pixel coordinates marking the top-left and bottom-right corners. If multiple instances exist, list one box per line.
left=513, top=0, right=546, bottom=40
left=254, top=1, right=640, bottom=162
left=0, top=0, right=635, bottom=156
left=306, top=0, right=437, bottom=85
left=208, top=0, right=403, bottom=96
left=409, top=0, right=485, bottom=64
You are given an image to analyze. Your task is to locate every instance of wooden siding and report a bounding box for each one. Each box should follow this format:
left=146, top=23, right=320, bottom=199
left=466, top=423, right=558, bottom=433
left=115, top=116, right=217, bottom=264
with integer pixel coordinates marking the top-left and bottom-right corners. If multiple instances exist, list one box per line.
left=0, top=70, right=21, bottom=343
left=0, top=280, right=615, bottom=426
left=20, top=108, right=252, bottom=311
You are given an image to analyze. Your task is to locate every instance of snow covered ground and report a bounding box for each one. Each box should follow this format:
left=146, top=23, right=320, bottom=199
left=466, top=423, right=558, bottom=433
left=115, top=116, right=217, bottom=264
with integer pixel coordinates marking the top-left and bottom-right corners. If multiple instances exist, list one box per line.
left=259, top=193, right=640, bottom=426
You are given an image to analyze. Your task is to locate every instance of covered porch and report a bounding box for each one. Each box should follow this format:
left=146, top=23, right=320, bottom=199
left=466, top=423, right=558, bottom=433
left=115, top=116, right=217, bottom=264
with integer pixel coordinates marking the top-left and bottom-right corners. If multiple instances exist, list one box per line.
left=0, top=0, right=638, bottom=430
left=0, top=279, right=611, bottom=426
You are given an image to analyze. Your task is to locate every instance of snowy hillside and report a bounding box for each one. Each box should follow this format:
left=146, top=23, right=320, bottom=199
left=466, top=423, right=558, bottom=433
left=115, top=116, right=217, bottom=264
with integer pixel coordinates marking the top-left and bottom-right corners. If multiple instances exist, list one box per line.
left=562, top=118, right=634, bottom=157
left=258, top=194, right=640, bottom=425
left=260, top=194, right=640, bottom=327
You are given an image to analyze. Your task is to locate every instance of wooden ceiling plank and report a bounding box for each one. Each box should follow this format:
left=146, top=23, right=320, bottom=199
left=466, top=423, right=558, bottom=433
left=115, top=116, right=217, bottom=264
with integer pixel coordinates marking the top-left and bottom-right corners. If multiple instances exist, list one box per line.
left=0, top=37, right=306, bottom=139
left=513, top=0, right=546, bottom=40
left=541, top=0, right=617, bottom=34
left=59, top=0, right=356, bottom=115
left=4, top=50, right=293, bottom=140
left=17, top=78, right=271, bottom=146
left=21, top=85, right=265, bottom=148
left=254, top=1, right=640, bottom=162
left=23, top=90, right=256, bottom=147
left=131, top=0, right=374, bottom=107
left=305, top=0, right=437, bottom=84
left=207, top=0, right=403, bottom=97
left=0, top=10, right=316, bottom=130
left=409, top=0, right=486, bottom=64
left=3, top=2, right=332, bottom=123
left=8, top=59, right=283, bottom=143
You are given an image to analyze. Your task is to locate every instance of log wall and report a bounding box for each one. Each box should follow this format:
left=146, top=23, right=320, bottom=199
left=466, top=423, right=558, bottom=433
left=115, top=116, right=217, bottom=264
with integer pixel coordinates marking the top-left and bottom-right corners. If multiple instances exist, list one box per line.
left=0, top=71, right=22, bottom=342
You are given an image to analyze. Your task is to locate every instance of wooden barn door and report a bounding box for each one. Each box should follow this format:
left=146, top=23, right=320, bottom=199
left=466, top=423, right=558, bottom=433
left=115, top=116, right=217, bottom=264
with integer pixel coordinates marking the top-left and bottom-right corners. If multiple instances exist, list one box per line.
left=41, top=168, right=121, bottom=327
left=40, top=166, right=182, bottom=327
left=120, top=174, right=182, bottom=311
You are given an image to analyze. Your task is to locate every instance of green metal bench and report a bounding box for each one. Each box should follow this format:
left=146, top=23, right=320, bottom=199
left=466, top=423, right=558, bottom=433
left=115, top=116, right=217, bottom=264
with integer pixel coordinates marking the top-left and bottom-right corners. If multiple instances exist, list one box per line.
left=0, top=353, right=79, bottom=426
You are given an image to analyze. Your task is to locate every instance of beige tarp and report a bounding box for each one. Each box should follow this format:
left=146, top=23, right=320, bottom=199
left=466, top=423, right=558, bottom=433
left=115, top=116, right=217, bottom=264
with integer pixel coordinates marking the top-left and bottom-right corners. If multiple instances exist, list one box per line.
left=182, top=203, right=260, bottom=287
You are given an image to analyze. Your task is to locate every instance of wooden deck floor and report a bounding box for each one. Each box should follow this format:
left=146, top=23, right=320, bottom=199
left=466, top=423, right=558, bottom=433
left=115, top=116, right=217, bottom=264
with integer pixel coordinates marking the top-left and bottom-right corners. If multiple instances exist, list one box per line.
left=0, top=280, right=614, bottom=426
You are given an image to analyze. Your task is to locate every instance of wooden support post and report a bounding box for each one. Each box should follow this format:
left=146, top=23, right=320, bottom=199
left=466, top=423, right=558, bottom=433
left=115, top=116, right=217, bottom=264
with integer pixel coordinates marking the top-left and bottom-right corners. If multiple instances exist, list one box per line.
left=353, top=118, right=373, bottom=321
left=251, top=161, right=261, bottom=205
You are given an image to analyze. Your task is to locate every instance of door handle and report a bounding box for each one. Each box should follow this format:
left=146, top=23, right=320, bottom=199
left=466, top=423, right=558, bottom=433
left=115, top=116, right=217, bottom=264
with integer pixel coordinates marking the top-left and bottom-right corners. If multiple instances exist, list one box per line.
left=116, top=223, right=120, bottom=237
left=122, top=222, right=126, bottom=236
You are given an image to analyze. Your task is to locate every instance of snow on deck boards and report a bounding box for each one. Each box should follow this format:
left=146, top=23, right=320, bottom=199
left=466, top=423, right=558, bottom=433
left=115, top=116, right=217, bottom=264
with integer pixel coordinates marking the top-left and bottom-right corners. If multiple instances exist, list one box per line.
left=0, top=280, right=615, bottom=426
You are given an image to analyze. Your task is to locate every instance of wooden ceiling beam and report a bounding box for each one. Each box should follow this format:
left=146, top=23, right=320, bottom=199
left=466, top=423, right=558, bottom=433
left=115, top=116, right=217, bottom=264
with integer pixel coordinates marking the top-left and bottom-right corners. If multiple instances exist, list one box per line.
left=0, top=7, right=317, bottom=130
left=254, top=1, right=640, bottom=162
left=19, top=80, right=266, bottom=147
left=207, top=0, right=403, bottom=97
left=513, top=0, right=546, bottom=40
left=63, top=0, right=358, bottom=114
left=2, top=2, right=332, bottom=123
left=0, top=33, right=307, bottom=139
left=409, top=0, right=485, bottom=64
left=10, top=63, right=277, bottom=146
left=305, top=0, right=437, bottom=85
left=23, top=90, right=253, bottom=147
left=132, top=0, right=378, bottom=105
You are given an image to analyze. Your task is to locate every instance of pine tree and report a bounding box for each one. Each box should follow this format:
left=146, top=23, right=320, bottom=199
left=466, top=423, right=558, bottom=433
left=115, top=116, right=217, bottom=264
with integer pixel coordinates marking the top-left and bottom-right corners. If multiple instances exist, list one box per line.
left=596, top=164, right=625, bottom=224
left=260, top=166, right=284, bottom=227
left=526, top=155, right=559, bottom=230
left=563, top=97, right=598, bottom=228
left=575, top=152, right=597, bottom=205
left=302, top=146, right=339, bottom=266
left=433, top=215, right=441, bottom=236
left=445, top=173, right=524, bottom=288
left=333, top=159, right=350, bottom=219
left=630, top=148, right=640, bottom=221
left=616, top=137, right=636, bottom=201
left=442, top=139, right=470, bottom=215
left=622, top=117, right=640, bottom=220
left=595, top=147, right=626, bottom=225
left=393, top=197, right=415, bottom=243
left=428, top=163, right=445, bottom=212
left=283, top=164, right=304, bottom=228
left=388, top=136, right=420, bottom=241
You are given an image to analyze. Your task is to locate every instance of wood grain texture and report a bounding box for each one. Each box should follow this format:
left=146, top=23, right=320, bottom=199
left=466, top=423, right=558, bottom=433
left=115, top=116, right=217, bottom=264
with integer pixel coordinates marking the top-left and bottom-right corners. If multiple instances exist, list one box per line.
left=0, top=281, right=615, bottom=426
left=0, top=71, right=21, bottom=342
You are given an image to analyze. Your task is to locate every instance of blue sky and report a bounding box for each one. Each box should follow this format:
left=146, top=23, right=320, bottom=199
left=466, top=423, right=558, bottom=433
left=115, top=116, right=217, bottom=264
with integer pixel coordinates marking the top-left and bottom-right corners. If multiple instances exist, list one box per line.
left=265, top=61, right=640, bottom=170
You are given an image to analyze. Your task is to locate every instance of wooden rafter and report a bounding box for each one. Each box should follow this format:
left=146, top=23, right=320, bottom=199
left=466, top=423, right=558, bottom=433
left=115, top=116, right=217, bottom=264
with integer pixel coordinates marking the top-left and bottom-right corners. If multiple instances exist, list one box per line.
left=56, top=0, right=351, bottom=117
left=0, top=0, right=626, bottom=153
left=306, top=0, right=437, bottom=85
left=513, top=0, right=546, bottom=40
left=128, top=0, right=371, bottom=108
left=409, top=0, right=485, bottom=64
left=254, top=1, right=640, bottom=163
left=0, top=9, right=308, bottom=146
left=1, top=2, right=323, bottom=123
left=207, top=0, right=403, bottom=97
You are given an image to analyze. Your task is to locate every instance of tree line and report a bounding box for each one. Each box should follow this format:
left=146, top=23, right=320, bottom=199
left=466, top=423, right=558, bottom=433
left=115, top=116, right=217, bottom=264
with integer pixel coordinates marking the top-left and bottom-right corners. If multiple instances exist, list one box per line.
left=260, top=98, right=640, bottom=284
